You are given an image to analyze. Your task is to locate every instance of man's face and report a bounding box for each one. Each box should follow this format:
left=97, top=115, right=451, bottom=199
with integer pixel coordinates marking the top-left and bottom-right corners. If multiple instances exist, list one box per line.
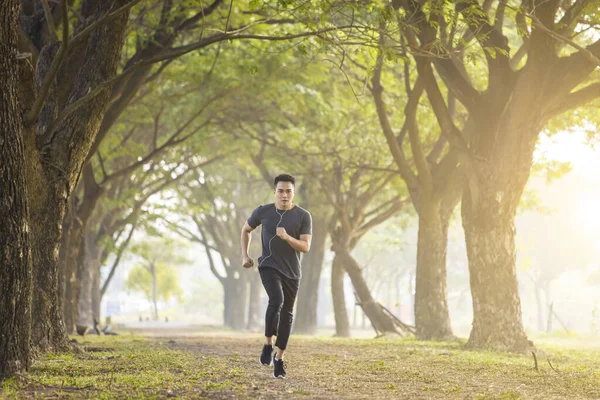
left=274, top=181, right=295, bottom=209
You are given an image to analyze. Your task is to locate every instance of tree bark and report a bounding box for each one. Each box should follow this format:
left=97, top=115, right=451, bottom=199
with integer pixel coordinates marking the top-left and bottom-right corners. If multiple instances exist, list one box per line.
left=77, top=231, right=98, bottom=327
left=59, top=196, right=81, bottom=334
left=414, top=200, right=454, bottom=340
left=91, top=256, right=102, bottom=322
left=223, top=276, right=248, bottom=330
left=246, top=270, right=262, bottom=330
left=462, top=163, right=532, bottom=352
left=331, top=254, right=350, bottom=337
left=28, top=0, right=132, bottom=352
left=294, top=216, right=327, bottom=334
left=337, top=249, right=399, bottom=336
left=0, top=0, right=34, bottom=377
left=29, top=178, right=72, bottom=351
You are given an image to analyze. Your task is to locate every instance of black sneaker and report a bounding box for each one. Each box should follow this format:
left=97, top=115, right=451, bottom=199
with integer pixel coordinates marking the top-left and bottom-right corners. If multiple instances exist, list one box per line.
left=273, top=356, right=286, bottom=379
left=260, top=344, right=274, bottom=366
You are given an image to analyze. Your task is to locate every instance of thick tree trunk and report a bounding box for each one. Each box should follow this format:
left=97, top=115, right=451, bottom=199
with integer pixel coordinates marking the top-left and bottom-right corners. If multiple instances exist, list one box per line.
left=462, top=169, right=531, bottom=352
left=59, top=197, right=82, bottom=334
left=28, top=0, right=131, bottom=352
left=0, top=2, right=34, bottom=377
left=414, top=201, right=454, bottom=340
left=29, top=181, right=72, bottom=352
left=337, top=249, right=400, bottom=335
left=246, top=270, right=262, bottom=330
left=23, top=40, right=70, bottom=353
left=223, top=276, right=248, bottom=330
left=294, top=217, right=327, bottom=334
left=331, top=255, right=350, bottom=337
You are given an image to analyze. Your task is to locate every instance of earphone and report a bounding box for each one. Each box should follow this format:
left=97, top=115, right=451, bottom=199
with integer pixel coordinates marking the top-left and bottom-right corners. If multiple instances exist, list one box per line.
left=258, top=208, right=288, bottom=267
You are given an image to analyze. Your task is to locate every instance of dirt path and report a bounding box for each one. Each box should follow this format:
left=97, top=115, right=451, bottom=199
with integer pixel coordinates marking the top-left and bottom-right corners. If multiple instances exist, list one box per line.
left=11, top=329, right=600, bottom=399
left=140, top=331, right=600, bottom=399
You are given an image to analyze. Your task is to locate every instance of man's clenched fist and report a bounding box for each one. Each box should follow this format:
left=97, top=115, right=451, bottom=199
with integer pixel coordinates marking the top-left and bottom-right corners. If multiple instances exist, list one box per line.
left=242, top=256, right=254, bottom=269
left=276, top=227, right=290, bottom=241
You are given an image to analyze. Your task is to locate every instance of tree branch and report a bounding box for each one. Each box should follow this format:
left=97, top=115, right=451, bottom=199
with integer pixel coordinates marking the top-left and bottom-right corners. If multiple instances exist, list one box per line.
left=455, top=0, right=511, bottom=89
left=405, top=77, right=433, bottom=196
left=494, top=0, right=507, bottom=32
left=41, top=64, right=139, bottom=143
left=545, top=82, right=600, bottom=119
left=25, top=0, right=69, bottom=125
left=370, top=43, right=420, bottom=197
left=41, top=0, right=59, bottom=42
left=163, top=218, right=220, bottom=253
left=100, top=222, right=137, bottom=298
left=176, top=0, right=225, bottom=31
left=548, top=37, right=600, bottom=101
left=556, top=0, right=592, bottom=36
left=152, top=24, right=357, bottom=65
left=529, top=13, right=600, bottom=67
left=355, top=198, right=406, bottom=239
left=197, top=225, right=226, bottom=283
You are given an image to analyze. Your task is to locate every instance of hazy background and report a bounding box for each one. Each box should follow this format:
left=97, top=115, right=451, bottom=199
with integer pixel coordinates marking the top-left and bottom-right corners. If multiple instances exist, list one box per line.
left=100, top=131, right=600, bottom=338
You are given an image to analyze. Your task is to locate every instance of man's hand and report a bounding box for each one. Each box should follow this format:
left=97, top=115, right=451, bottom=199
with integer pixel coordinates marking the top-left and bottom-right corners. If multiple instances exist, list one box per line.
left=276, top=227, right=290, bottom=241
left=242, top=256, right=254, bottom=269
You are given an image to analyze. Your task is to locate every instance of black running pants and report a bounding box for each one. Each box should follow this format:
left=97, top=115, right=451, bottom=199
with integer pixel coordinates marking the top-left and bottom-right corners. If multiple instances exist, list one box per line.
left=259, top=267, right=300, bottom=351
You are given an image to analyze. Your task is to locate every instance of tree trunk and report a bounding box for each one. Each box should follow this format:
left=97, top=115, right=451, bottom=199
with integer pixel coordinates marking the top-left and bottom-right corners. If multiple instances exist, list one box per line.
left=29, top=178, right=72, bottom=351
left=246, top=270, right=262, bottom=330
left=62, top=209, right=85, bottom=334
left=151, top=263, right=158, bottom=320
left=92, top=259, right=101, bottom=323
left=462, top=170, right=531, bottom=352
left=331, top=254, right=350, bottom=337
left=294, top=217, right=327, bottom=334
left=223, top=276, right=248, bottom=330
left=534, top=283, right=544, bottom=333
left=77, top=231, right=97, bottom=328
left=414, top=201, right=454, bottom=340
left=408, top=271, right=415, bottom=325
left=337, top=249, right=400, bottom=335
left=0, top=1, right=33, bottom=377
left=59, top=198, right=73, bottom=332
left=28, top=0, right=132, bottom=352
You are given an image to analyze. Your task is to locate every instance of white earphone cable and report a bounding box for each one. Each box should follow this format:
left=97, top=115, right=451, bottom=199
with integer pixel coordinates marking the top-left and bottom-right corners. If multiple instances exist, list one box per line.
left=258, top=208, right=288, bottom=267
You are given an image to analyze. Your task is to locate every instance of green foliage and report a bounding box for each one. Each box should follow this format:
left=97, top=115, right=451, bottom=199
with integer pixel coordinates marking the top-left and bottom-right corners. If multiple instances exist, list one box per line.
left=124, top=237, right=188, bottom=304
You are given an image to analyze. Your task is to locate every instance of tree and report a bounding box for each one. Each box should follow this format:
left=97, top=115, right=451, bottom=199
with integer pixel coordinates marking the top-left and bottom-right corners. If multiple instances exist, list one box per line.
left=367, top=34, right=464, bottom=340
left=60, top=66, right=226, bottom=331
left=0, top=0, right=33, bottom=378
left=8, top=0, right=361, bottom=358
left=382, top=0, right=600, bottom=351
left=229, top=61, right=414, bottom=336
left=164, top=165, right=265, bottom=330
left=15, top=0, right=134, bottom=355
left=124, top=238, right=186, bottom=320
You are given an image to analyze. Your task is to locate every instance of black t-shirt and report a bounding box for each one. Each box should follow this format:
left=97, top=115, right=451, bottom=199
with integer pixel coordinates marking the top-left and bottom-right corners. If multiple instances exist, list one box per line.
left=247, top=203, right=312, bottom=279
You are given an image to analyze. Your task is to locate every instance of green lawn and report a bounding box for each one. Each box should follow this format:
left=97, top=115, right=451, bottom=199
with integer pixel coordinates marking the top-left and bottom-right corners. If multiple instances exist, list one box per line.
left=2, top=332, right=599, bottom=399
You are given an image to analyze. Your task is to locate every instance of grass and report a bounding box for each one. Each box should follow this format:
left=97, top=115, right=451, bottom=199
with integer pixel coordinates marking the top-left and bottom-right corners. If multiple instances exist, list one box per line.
left=1, top=332, right=600, bottom=399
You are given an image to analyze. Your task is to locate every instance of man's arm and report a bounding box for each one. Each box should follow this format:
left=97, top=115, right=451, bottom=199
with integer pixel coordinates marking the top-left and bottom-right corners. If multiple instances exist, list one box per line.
left=241, top=221, right=255, bottom=268
left=276, top=228, right=312, bottom=253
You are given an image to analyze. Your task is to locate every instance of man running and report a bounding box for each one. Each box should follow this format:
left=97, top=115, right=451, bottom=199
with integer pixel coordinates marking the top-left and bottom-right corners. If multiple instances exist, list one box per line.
left=241, top=174, right=312, bottom=379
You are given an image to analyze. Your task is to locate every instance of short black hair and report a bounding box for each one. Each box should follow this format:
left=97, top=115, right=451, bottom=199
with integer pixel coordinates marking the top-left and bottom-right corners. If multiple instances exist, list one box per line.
left=274, top=174, right=295, bottom=187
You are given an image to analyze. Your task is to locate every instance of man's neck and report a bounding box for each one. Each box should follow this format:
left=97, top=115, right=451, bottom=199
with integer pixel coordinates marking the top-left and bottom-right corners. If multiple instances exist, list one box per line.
left=276, top=203, right=294, bottom=211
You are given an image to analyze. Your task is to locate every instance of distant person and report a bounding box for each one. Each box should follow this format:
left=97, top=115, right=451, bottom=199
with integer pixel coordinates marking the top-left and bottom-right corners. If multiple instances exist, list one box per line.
left=241, top=174, right=312, bottom=379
